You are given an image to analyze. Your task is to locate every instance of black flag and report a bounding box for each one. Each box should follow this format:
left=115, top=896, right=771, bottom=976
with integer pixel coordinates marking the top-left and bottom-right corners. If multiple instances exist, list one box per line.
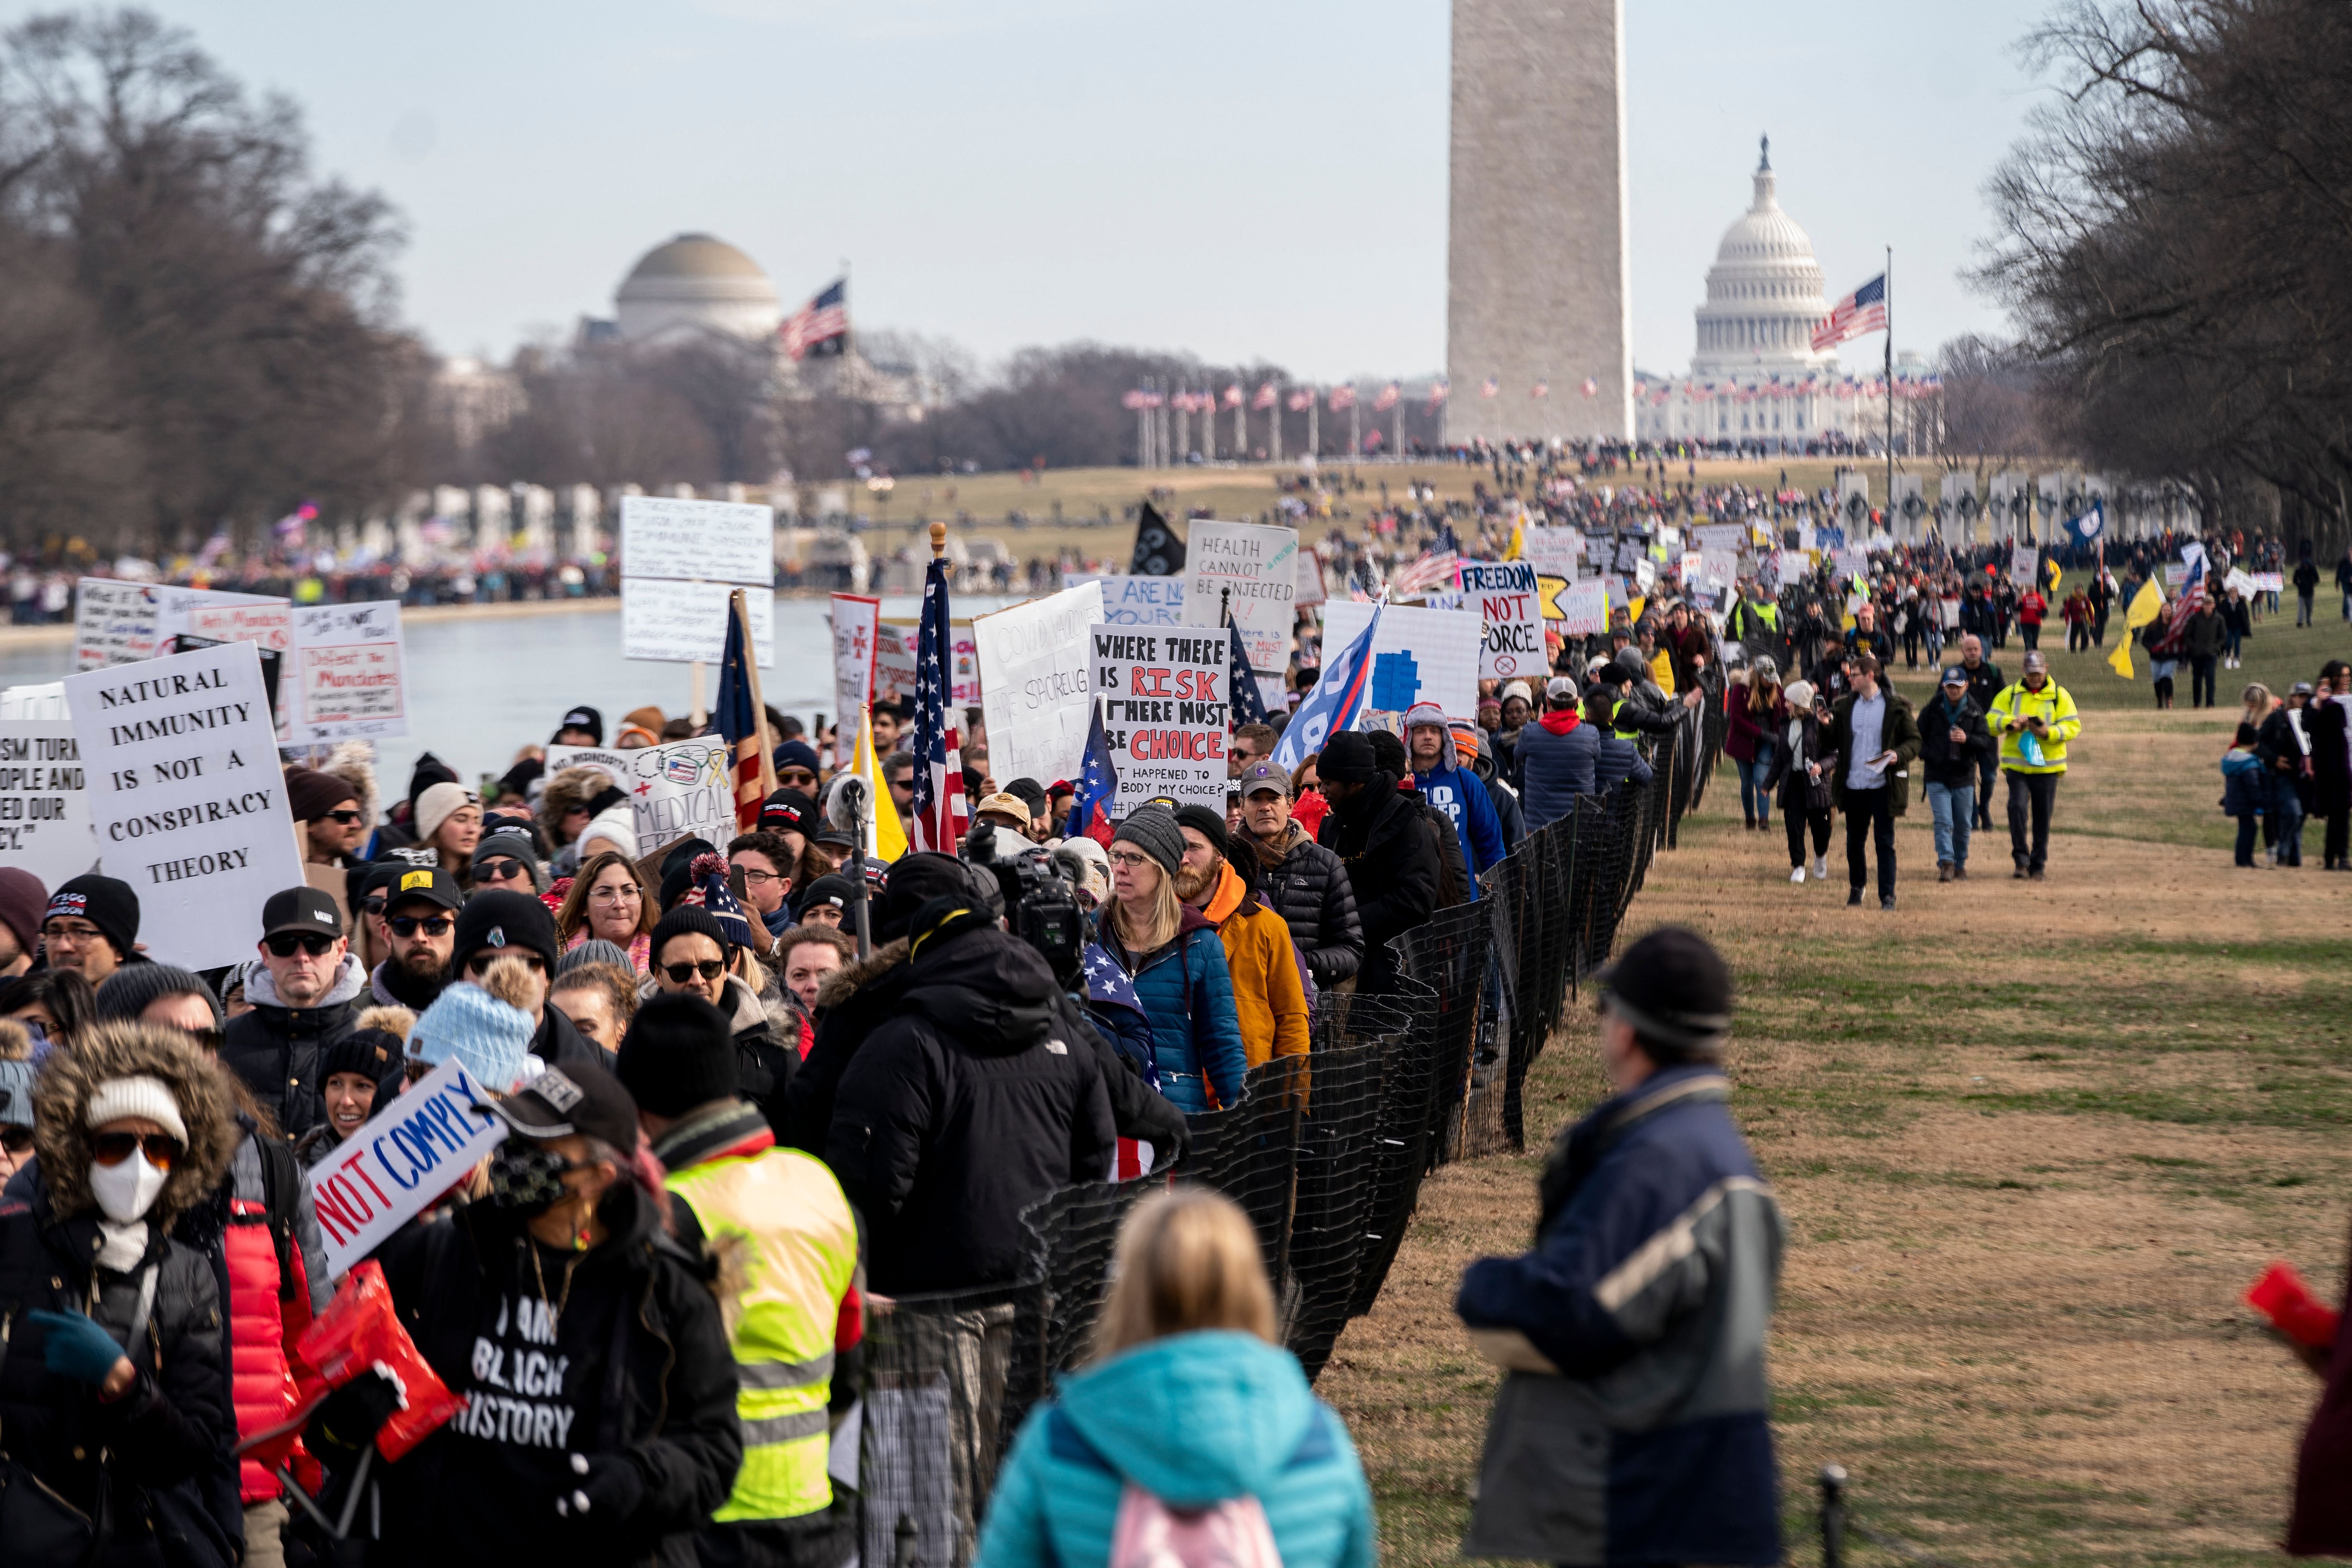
left=1129, top=501, right=1185, bottom=577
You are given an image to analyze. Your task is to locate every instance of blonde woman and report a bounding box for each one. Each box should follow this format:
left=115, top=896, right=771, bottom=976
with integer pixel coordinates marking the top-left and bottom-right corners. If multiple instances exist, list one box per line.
left=974, top=1189, right=1375, bottom=1568
left=554, top=849, right=656, bottom=971
left=412, top=781, right=483, bottom=888
left=1098, top=810, right=1245, bottom=1113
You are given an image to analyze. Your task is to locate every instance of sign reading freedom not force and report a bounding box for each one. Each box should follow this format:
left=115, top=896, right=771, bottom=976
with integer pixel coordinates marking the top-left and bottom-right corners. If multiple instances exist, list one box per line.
left=61, top=641, right=304, bottom=971
left=1088, top=627, right=1230, bottom=814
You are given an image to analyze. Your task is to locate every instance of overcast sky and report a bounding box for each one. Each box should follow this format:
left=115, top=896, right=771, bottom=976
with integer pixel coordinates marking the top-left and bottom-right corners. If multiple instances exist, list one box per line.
left=44, top=0, right=2059, bottom=380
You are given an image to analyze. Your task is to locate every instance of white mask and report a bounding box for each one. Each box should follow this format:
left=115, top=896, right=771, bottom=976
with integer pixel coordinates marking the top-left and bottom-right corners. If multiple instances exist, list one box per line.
left=91, top=1149, right=168, bottom=1224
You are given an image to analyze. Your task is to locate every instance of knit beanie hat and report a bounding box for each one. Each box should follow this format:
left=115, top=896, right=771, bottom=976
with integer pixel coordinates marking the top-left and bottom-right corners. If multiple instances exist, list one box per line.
left=0, top=1056, right=33, bottom=1130
left=45, top=875, right=140, bottom=962
left=557, top=939, right=633, bottom=977
left=407, top=980, right=536, bottom=1093
left=86, top=1074, right=190, bottom=1143
left=1318, top=732, right=1375, bottom=783
left=284, top=768, right=359, bottom=824
left=1172, top=804, right=1228, bottom=857
left=617, top=707, right=666, bottom=748
left=475, top=828, right=548, bottom=893
left=1112, top=806, right=1185, bottom=878
left=414, top=782, right=479, bottom=845
left=1366, top=730, right=1408, bottom=777
left=875, top=852, right=986, bottom=943
left=0, top=868, right=46, bottom=961
left=451, top=890, right=560, bottom=975
left=90, top=964, right=223, bottom=1032
left=614, top=992, right=738, bottom=1116
left=1598, top=926, right=1734, bottom=1064
left=651, top=905, right=731, bottom=963
left=321, top=1027, right=404, bottom=1095
left=660, top=853, right=758, bottom=951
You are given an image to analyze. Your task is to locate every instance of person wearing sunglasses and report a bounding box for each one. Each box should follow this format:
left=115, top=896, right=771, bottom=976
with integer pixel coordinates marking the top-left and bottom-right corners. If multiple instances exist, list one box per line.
left=366, top=864, right=462, bottom=1013
left=453, top=889, right=610, bottom=1073
left=472, top=824, right=548, bottom=897
left=288, top=765, right=370, bottom=867
left=646, top=904, right=794, bottom=1138
left=0, top=1021, right=245, bottom=1568
left=218, top=886, right=366, bottom=1141
left=772, top=736, right=824, bottom=797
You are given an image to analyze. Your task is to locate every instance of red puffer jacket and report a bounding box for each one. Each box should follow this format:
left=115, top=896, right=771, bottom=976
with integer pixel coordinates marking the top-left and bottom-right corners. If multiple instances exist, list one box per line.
left=225, top=1195, right=315, bottom=1502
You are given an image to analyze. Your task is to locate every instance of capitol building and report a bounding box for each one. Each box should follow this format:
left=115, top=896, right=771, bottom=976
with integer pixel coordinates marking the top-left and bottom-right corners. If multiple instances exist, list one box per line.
left=1635, top=145, right=1921, bottom=451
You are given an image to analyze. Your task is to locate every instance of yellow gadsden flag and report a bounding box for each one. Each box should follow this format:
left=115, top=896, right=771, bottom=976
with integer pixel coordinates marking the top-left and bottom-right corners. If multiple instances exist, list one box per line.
left=2108, top=578, right=2169, bottom=679
left=851, top=706, right=909, bottom=861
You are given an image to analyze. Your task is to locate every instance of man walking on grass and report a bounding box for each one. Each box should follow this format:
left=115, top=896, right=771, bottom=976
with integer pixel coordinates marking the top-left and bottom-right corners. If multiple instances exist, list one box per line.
left=1826, top=651, right=1919, bottom=911
left=1987, top=649, right=2082, bottom=881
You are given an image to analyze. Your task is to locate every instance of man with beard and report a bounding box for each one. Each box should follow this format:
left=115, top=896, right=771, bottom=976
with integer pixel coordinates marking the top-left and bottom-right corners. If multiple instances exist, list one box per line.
left=1313, top=731, right=1439, bottom=998
left=367, top=864, right=460, bottom=1011
left=1171, top=804, right=1307, bottom=1070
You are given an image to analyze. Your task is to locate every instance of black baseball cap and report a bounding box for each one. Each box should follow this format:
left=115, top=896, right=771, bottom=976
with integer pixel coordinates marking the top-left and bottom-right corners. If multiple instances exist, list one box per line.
left=478, top=1060, right=640, bottom=1153
left=375, top=864, right=462, bottom=913
left=262, top=885, right=344, bottom=941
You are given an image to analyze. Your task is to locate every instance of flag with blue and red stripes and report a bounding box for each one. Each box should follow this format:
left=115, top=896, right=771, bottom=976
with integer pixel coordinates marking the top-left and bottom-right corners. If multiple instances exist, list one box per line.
left=907, top=555, right=968, bottom=851
left=1273, top=597, right=1385, bottom=770
left=1068, top=701, right=1118, bottom=847
left=714, top=589, right=775, bottom=831
left=1228, top=624, right=1269, bottom=728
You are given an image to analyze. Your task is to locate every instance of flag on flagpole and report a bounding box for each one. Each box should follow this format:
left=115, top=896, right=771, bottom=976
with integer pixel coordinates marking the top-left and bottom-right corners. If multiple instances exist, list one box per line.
left=1229, top=623, right=1269, bottom=728
left=1810, top=273, right=1888, bottom=351
left=907, top=552, right=968, bottom=851
left=1373, top=382, right=1401, bottom=411
left=714, top=589, right=777, bottom=832
left=1274, top=597, right=1387, bottom=769
left=780, top=278, right=849, bottom=361
left=1069, top=701, right=1119, bottom=848
left=850, top=707, right=909, bottom=861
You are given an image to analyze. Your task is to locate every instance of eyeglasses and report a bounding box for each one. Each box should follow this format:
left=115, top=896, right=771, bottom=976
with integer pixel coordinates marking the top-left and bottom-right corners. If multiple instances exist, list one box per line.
left=0, top=1127, right=32, bottom=1155
left=468, top=951, right=547, bottom=976
left=265, top=931, right=339, bottom=959
left=476, top=858, right=527, bottom=881
left=43, top=922, right=105, bottom=944
left=91, top=1130, right=183, bottom=1169
left=389, top=914, right=453, bottom=938
left=589, top=885, right=641, bottom=905
left=1108, top=851, right=1153, bottom=870
left=661, top=959, right=727, bottom=984
left=739, top=868, right=787, bottom=888
left=778, top=768, right=817, bottom=787
left=326, top=808, right=365, bottom=825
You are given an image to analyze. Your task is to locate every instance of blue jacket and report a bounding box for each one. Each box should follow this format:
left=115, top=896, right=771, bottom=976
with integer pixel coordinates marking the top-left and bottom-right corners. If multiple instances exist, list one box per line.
left=1413, top=758, right=1506, bottom=885
left=1110, top=909, right=1246, bottom=1114
left=1456, top=1067, right=1784, bottom=1566
left=1592, top=732, right=1653, bottom=794
left=1517, top=713, right=1601, bottom=828
left=974, top=1331, right=1375, bottom=1568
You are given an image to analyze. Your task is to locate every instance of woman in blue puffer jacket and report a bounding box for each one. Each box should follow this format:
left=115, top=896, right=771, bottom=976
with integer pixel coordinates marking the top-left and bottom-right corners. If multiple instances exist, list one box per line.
left=1098, top=810, right=1246, bottom=1114
left=975, top=1188, right=1376, bottom=1568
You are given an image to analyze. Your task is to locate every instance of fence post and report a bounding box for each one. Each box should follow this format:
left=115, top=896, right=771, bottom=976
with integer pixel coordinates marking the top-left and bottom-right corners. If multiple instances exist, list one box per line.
left=1819, top=1464, right=1848, bottom=1568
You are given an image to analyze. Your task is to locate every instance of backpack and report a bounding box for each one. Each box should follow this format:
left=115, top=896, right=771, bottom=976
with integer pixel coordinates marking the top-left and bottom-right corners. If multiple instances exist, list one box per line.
left=1108, top=1483, right=1284, bottom=1568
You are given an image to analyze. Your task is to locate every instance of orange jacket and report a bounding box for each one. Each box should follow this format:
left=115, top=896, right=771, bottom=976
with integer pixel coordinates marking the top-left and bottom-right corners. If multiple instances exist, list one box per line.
left=1201, top=860, right=1309, bottom=1069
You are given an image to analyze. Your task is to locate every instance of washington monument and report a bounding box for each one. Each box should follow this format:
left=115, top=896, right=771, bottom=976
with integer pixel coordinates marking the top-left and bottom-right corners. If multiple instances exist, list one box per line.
left=1446, top=0, right=1632, bottom=444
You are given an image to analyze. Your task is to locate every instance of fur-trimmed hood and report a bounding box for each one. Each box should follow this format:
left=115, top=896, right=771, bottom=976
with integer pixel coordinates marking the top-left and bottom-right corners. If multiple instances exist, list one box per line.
left=814, top=936, right=907, bottom=1010
left=33, top=1021, right=239, bottom=1229
left=320, top=740, right=381, bottom=831
left=539, top=764, right=616, bottom=846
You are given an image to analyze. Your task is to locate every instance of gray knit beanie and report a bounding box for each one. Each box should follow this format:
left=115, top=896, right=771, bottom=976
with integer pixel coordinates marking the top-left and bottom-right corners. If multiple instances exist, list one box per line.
left=89, top=964, right=225, bottom=1033
left=1111, top=806, right=1185, bottom=879
left=557, top=939, right=633, bottom=977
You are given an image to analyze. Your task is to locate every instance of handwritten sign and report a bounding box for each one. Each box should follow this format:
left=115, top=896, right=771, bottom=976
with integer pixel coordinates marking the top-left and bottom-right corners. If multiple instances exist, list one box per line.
left=973, top=584, right=1104, bottom=789
left=1089, top=628, right=1229, bottom=814
left=1065, top=575, right=1186, bottom=625
left=1692, top=523, right=1747, bottom=555
left=290, top=601, right=407, bottom=744
left=0, top=720, right=96, bottom=889
left=546, top=740, right=734, bottom=857
left=619, top=495, right=774, bottom=587
left=621, top=578, right=775, bottom=665
left=310, top=1058, right=509, bottom=1277
left=828, top=594, right=881, bottom=770
left=1520, top=527, right=1584, bottom=580
left=61, top=641, right=304, bottom=970
left=72, top=582, right=284, bottom=671
left=1455, top=562, right=1543, bottom=679
left=1182, top=522, right=1296, bottom=709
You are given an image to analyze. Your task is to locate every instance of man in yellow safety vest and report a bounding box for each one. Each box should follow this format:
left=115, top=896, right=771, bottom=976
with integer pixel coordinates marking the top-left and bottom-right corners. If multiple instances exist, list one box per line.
left=618, top=991, right=862, bottom=1568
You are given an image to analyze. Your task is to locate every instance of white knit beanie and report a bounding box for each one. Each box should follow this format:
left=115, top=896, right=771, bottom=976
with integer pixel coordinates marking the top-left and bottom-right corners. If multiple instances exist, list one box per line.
left=415, top=781, right=478, bottom=844
left=86, top=1074, right=189, bottom=1144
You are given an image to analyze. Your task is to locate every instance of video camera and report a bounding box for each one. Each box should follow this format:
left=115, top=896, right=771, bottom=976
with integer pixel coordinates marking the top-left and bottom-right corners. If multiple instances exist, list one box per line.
left=964, top=821, right=1087, bottom=987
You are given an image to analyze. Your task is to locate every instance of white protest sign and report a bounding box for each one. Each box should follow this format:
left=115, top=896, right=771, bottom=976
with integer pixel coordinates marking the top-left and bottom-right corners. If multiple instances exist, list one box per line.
left=1634, top=558, right=1659, bottom=594
left=1699, top=550, right=1740, bottom=593
left=2163, top=563, right=2190, bottom=591
left=1067, top=575, right=1187, bottom=625
left=1317, top=601, right=1481, bottom=722
left=1521, top=527, right=1584, bottom=579
left=2223, top=568, right=2256, bottom=597
left=828, top=594, right=881, bottom=769
left=182, top=600, right=295, bottom=656
left=0, top=721, right=96, bottom=888
left=620, top=495, right=774, bottom=586
left=290, top=601, right=407, bottom=744
left=1456, top=562, right=1544, bottom=680
left=1776, top=550, right=1811, bottom=587
left=309, top=1058, right=508, bottom=1277
left=1693, top=523, right=1746, bottom=555
left=72, top=582, right=284, bottom=671
left=1182, top=521, right=1296, bottom=709
left=875, top=623, right=918, bottom=708
left=2009, top=551, right=2042, bottom=589
left=621, top=578, right=775, bottom=665
left=2252, top=571, right=2283, bottom=593
left=1558, top=578, right=1609, bottom=637
left=973, top=583, right=1104, bottom=789
left=62, top=642, right=304, bottom=971
left=1088, top=627, right=1230, bottom=814
left=546, top=740, right=733, bottom=857
left=1296, top=548, right=1327, bottom=608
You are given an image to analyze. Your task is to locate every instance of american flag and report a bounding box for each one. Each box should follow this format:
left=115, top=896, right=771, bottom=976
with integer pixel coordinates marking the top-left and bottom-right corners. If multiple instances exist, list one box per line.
left=1530, top=378, right=1549, bottom=399
left=1581, top=377, right=1598, bottom=398
left=1228, top=623, right=1269, bottom=727
left=907, top=553, right=968, bottom=851
left=1374, top=381, right=1401, bottom=411
left=1328, top=385, right=1357, bottom=411
left=1427, top=379, right=1450, bottom=408
left=1222, top=382, right=1244, bottom=407
left=714, top=589, right=777, bottom=831
left=1480, top=376, right=1500, bottom=398
left=1811, top=272, right=1887, bottom=351
left=781, top=278, right=849, bottom=361
left=1286, top=387, right=1314, bottom=412
left=1068, top=701, right=1118, bottom=847
left=1391, top=550, right=1460, bottom=597
left=1252, top=381, right=1278, bottom=410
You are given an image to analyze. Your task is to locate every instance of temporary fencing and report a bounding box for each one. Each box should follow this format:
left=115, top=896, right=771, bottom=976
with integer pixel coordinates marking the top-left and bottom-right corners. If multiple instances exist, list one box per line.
left=854, top=700, right=1728, bottom=1567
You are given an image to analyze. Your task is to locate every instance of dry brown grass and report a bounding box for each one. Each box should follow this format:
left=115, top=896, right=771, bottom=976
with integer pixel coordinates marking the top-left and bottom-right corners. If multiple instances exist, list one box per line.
left=1321, top=656, right=2352, bottom=1566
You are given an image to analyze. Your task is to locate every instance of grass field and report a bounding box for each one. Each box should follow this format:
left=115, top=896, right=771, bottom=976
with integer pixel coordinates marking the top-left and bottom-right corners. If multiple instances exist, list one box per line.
left=1320, top=616, right=2352, bottom=1567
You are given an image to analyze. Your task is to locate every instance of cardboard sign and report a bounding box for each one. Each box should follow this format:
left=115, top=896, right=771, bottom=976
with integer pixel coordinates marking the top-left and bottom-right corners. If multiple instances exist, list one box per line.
left=1316, top=601, right=1481, bottom=722
left=310, top=1058, right=509, bottom=1277
left=1558, top=577, right=1609, bottom=637
left=72, top=582, right=284, bottom=671
left=1181, top=521, right=1296, bottom=709
left=0, top=720, right=96, bottom=889
left=1066, top=575, right=1187, bottom=625
left=1456, top=562, right=1544, bottom=679
left=973, top=583, right=1104, bottom=790
left=829, top=594, right=881, bottom=770
left=619, top=495, right=774, bottom=586
left=62, top=641, right=304, bottom=971
left=1520, top=527, right=1584, bottom=580
left=290, top=601, right=407, bottom=744
left=874, top=623, right=918, bottom=707
left=2252, top=572, right=2283, bottom=592
left=621, top=578, right=776, bottom=665
left=546, top=741, right=734, bottom=857
left=1088, top=628, right=1230, bottom=814
left=1296, top=548, right=1328, bottom=609
left=1692, top=523, right=1746, bottom=555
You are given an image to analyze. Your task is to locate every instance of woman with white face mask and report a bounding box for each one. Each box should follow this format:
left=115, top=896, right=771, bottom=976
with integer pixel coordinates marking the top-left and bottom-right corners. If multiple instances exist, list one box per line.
left=0, top=1022, right=239, bottom=1568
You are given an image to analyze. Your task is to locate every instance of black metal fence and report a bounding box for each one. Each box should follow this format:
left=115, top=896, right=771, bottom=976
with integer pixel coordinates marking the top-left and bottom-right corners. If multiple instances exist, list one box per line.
left=853, top=704, right=1727, bottom=1567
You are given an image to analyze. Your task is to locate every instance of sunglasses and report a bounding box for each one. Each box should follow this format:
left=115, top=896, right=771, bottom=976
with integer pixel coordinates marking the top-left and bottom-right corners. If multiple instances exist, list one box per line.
left=361, top=897, right=387, bottom=918
left=778, top=768, right=817, bottom=786
left=1, top=1126, right=32, bottom=1155
left=661, top=959, right=727, bottom=984
left=92, top=1130, right=183, bottom=1169
left=476, top=858, right=527, bottom=881
left=389, top=914, right=453, bottom=938
left=265, top=931, right=339, bottom=958
left=326, top=808, right=365, bottom=825
left=468, top=951, right=547, bottom=976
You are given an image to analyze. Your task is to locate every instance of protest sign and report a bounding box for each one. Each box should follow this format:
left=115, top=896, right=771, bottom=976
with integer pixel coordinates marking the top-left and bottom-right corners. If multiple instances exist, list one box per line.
left=72, top=582, right=284, bottom=671
left=2251, top=572, right=2283, bottom=593
left=2223, top=567, right=2256, bottom=597
left=1456, top=562, right=1543, bottom=679
left=1296, top=548, right=1327, bottom=608
left=1558, top=578, right=1609, bottom=637
left=621, top=578, right=776, bottom=665
left=619, top=495, right=774, bottom=586
left=2009, top=550, right=2042, bottom=589
left=1698, top=550, right=1739, bottom=593
left=881, top=621, right=980, bottom=709
left=829, top=594, right=881, bottom=770
left=1612, top=539, right=1646, bottom=573
left=1066, top=575, right=1186, bottom=625
left=0, top=721, right=95, bottom=888
left=62, top=641, right=304, bottom=971
left=1693, top=523, right=1746, bottom=555
left=290, top=601, right=407, bottom=744
left=547, top=740, right=733, bottom=856
left=874, top=623, right=918, bottom=708
left=1317, top=601, right=1481, bottom=721
left=1182, top=521, right=1296, bottom=709
left=2163, top=563, right=2190, bottom=591
left=310, top=1058, right=507, bottom=1277
left=1520, top=527, right=1584, bottom=580
left=1776, top=549, right=1811, bottom=587
left=1088, top=627, right=1230, bottom=814
left=974, top=583, right=1104, bottom=789
left=1535, top=575, right=1572, bottom=622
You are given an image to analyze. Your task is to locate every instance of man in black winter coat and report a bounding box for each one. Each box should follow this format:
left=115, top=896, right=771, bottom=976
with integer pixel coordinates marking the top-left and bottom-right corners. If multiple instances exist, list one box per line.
left=1235, top=760, right=1363, bottom=991
left=1316, top=731, right=1440, bottom=998
left=1956, top=635, right=2004, bottom=830
left=220, top=886, right=363, bottom=1137
left=825, top=896, right=1117, bottom=1294
left=1917, top=666, right=1998, bottom=881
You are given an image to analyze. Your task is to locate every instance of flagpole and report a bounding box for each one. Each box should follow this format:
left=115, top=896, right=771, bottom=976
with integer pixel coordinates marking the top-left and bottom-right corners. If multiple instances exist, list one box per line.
left=1884, top=245, right=1894, bottom=538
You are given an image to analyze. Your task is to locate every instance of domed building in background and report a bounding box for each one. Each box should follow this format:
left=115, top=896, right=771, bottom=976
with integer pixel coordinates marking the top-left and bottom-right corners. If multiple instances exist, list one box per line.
left=609, top=233, right=783, bottom=344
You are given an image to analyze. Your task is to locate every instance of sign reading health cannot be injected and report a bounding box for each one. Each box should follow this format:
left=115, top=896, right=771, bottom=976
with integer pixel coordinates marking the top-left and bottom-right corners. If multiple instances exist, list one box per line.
left=1181, top=522, right=1296, bottom=711
left=973, top=582, right=1104, bottom=790
left=1088, top=626, right=1229, bottom=815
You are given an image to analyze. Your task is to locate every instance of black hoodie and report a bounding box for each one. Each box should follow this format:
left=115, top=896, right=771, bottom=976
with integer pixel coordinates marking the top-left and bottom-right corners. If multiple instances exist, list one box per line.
left=826, top=921, right=1117, bottom=1293
left=1317, top=776, right=1439, bottom=998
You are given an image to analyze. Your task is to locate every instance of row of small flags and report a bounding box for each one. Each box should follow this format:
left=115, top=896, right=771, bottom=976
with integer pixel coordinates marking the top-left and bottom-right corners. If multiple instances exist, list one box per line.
left=1643, top=375, right=1944, bottom=405
left=1127, top=381, right=1414, bottom=413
